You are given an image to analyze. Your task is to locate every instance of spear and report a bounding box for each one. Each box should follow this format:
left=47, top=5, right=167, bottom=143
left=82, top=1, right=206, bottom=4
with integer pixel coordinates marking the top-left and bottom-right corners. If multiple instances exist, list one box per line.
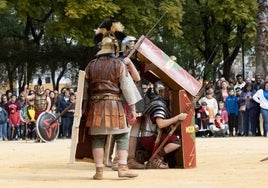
left=127, top=11, right=167, bottom=59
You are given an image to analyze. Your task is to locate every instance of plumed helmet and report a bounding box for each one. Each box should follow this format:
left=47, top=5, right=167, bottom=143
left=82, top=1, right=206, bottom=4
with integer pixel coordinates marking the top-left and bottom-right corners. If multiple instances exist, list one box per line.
left=154, top=81, right=165, bottom=95
left=121, top=36, right=137, bottom=52
left=94, top=19, right=126, bottom=57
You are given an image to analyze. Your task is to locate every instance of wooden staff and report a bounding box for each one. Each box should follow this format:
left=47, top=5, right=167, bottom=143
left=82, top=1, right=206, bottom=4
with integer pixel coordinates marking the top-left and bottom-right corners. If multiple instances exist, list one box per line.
left=25, top=120, right=29, bottom=142
left=260, top=157, right=268, bottom=162
left=152, top=129, right=162, bottom=154
left=146, top=84, right=207, bottom=168
left=48, top=102, right=74, bottom=126
left=25, top=62, right=28, bottom=142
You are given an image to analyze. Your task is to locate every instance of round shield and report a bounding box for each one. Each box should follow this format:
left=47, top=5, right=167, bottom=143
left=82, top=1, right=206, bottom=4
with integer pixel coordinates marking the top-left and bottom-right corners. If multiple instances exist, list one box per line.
left=36, top=112, right=59, bottom=142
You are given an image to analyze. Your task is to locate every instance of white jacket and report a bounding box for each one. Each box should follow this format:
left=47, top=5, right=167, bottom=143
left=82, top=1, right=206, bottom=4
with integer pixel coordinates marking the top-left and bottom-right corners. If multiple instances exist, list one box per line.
left=252, top=89, right=268, bottom=110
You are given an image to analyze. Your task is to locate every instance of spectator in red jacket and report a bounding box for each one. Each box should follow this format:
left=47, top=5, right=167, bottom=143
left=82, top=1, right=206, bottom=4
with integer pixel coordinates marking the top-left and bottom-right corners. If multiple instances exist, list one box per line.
left=7, top=95, right=21, bottom=140
left=209, top=113, right=228, bottom=137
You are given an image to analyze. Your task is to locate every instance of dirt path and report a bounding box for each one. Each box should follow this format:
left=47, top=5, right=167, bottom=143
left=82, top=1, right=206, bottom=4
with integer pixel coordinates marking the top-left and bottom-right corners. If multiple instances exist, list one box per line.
left=1, top=137, right=268, bottom=188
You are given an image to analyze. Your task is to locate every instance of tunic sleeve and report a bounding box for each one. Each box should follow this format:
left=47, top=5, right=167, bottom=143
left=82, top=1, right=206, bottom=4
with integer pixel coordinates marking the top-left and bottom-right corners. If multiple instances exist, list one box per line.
left=119, top=63, right=142, bottom=105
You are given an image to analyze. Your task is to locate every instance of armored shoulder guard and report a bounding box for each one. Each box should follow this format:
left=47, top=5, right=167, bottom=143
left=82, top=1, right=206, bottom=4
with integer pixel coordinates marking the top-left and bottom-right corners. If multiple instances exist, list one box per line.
left=144, top=97, right=171, bottom=119
left=141, top=98, right=170, bottom=137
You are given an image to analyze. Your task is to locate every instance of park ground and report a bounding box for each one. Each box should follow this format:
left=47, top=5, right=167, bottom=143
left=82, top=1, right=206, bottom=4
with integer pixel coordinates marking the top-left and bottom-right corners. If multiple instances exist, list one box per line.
left=0, top=136, right=268, bottom=188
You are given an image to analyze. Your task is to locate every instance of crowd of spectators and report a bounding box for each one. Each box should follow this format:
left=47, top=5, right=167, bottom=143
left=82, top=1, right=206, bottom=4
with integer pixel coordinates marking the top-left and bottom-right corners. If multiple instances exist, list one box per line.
left=196, top=74, right=268, bottom=138
left=0, top=86, right=76, bottom=141
left=1, top=74, right=267, bottom=142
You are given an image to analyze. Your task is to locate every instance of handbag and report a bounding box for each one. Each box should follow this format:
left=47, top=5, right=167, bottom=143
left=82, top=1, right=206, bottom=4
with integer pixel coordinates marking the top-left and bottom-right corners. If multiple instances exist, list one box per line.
left=239, top=105, right=246, bottom=111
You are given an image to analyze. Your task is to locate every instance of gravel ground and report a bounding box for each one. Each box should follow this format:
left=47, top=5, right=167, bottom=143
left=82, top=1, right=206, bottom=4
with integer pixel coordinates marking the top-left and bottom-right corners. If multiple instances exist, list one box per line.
left=1, top=137, right=268, bottom=188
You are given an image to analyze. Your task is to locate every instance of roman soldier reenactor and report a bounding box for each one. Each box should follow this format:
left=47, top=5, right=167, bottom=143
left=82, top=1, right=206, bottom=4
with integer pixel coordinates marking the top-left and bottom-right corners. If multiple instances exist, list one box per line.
left=84, top=19, right=142, bottom=180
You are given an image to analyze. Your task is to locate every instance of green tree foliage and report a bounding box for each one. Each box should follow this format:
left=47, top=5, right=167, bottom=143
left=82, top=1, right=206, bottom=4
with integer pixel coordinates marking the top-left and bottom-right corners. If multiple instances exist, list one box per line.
left=0, top=0, right=259, bottom=93
left=0, top=0, right=185, bottom=92
left=0, top=8, right=28, bottom=92
left=0, top=0, right=6, bottom=10
left=181, top=0, right=257, bottom=81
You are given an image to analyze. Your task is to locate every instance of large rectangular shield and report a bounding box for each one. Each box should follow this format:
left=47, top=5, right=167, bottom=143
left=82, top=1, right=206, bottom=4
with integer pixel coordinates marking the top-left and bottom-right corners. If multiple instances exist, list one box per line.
left=69, top=70, right=93, bottom=163
left=136, top=35, right=201, bottom=96
left=135, top=36, right=202, bottom=168
left=178, top=90, right=196, bottom=168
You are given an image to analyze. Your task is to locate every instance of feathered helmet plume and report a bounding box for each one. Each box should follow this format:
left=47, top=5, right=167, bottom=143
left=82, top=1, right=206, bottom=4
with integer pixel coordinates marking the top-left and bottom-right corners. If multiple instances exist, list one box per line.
left=37, top=77, right=42, bottom=86
left=94, top=19, right=126, bottom=44
left=94, top=19, right=126, bottom=57
left=37, top=77, right=44, bottom=94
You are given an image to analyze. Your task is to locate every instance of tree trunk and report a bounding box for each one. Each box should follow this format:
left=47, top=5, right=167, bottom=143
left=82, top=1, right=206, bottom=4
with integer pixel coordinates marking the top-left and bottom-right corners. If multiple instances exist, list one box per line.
left=222, top=43, right=241, bottom=80
left=255, top=1, right=268, bottom=78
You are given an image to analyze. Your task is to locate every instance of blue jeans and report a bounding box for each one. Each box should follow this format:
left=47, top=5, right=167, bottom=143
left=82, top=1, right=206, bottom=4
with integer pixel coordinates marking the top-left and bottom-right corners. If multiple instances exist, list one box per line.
left=261, top=108, right=268, bottom=135
left=242, top=108, right=258, bottom=136
left=61, top=116, right=73, bottom=138
left=0, top=122, right=7, bottom=139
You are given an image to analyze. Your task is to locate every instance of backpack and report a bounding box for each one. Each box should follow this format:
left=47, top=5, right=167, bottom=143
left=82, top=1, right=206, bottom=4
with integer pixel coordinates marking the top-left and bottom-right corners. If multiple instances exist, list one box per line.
left=0, top=107, right=8, bottom=124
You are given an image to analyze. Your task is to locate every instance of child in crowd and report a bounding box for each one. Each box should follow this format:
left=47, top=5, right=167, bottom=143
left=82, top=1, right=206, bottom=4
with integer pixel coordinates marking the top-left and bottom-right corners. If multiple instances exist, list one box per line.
left=7, top=95, right=21, bottom=140
left=199, top=88, right=218, bottom=124
left=27, top=104, right=36, bottom=140
left=20, top=102, right=28, bottom=140
left=218, top=101, right=228, bottom=123
left=225, top=88, right=239, bottom=136
left=209, top=113, right=228, bottom=136
left=196, top=101, right=211, bottom=137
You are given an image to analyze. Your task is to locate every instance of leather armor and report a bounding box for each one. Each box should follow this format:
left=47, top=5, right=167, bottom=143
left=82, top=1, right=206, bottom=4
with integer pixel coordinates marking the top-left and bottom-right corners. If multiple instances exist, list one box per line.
left=85, top=56, right=125, bottom=129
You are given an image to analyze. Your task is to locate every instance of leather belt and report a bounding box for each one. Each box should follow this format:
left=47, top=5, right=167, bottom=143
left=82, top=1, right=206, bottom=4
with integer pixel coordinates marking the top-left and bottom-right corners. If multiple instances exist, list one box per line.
left=91, top=95, right=122, bottom=101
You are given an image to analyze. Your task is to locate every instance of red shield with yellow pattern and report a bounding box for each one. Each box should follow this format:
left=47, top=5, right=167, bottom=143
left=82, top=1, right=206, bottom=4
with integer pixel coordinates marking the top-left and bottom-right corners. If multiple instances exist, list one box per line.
left=178, top=90, right=196, bottom=168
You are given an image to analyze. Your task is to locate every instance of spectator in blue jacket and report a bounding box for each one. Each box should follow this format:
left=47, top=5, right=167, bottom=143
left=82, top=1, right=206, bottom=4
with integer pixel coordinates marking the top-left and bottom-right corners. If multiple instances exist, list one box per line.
left=225, top=88, right=239, bottom=136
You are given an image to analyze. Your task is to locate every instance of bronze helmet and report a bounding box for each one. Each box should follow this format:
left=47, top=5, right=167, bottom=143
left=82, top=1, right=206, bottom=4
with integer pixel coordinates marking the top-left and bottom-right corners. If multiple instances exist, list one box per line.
left=96, top=36, right=119, bottom=56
